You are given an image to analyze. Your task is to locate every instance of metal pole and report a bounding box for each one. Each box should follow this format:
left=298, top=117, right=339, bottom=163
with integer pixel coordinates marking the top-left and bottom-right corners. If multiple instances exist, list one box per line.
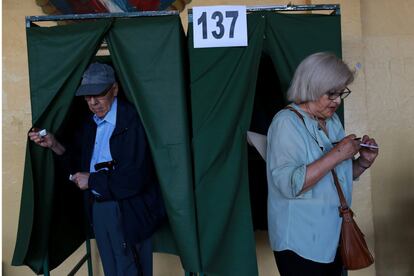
left=26, top=10, right=179, bottom=28
left=43, top=252, right=50, bottom=276
left=86, top=239, right=93, bottom=276
left=188, top=4, right=340, bottom=22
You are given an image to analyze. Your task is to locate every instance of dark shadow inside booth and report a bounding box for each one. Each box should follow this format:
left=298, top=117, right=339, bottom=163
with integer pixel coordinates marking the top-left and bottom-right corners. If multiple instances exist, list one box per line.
left=248, top=52, right=287, bottom=230
left=47, top=95, right=89, bottom=265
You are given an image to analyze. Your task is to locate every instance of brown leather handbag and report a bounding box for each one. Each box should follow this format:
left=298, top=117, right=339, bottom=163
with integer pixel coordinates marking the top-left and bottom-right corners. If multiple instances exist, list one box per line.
left=331, top=171, right=374, bottom=270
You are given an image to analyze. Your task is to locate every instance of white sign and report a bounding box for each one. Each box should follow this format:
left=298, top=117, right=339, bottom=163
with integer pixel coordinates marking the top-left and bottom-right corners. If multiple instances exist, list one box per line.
left=193, top=5, right=248, bottom=48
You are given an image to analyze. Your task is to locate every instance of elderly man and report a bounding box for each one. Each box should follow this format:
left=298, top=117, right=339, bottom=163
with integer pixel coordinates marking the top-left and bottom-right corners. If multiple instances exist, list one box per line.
left=29, top=62, right=165, bottom=276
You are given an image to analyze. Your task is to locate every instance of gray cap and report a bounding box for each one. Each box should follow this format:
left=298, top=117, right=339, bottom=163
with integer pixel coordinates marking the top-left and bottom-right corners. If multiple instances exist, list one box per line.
left=76, top=62, right=115, bottom=96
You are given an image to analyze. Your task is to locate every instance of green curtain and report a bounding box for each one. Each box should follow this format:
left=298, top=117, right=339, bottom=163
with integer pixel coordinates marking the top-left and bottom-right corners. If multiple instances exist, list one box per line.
left=13, top=15, right=201, bottom=274
left=12, top=20, right=112, bottom=274
left=188, top=12, right=341, bottom=276
left=264, top=13, right=343, bottom=118
left=106, top=16, right=201, bottom=271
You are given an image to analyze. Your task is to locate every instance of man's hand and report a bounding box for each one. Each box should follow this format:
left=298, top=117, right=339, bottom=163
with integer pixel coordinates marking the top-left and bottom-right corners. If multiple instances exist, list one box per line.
left=71, top=172, right=90, bottom=190
left=28, top=128, right=55, bottom=148
left=28, top=128, right=66, bottom=155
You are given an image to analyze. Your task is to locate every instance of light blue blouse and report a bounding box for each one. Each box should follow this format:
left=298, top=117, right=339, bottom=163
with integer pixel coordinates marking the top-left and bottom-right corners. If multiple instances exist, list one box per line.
left=266, top=103, right=353, bottom=263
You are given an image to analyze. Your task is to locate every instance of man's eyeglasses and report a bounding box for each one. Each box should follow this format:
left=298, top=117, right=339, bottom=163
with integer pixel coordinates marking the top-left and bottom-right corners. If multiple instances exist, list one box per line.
left=326, top=87, right=351, bottom=100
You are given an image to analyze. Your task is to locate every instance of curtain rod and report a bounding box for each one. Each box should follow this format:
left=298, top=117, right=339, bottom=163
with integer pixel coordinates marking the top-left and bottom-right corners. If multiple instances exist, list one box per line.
left=26, top=4, right=340, bottom=28
left=188, top=4, right=340, bottom=22
left=26, top=10, right=179, bottom=28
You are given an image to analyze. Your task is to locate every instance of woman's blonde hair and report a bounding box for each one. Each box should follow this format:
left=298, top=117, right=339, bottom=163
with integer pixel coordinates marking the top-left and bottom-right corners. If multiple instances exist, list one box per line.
left=287, top=52, right=354, bottom=104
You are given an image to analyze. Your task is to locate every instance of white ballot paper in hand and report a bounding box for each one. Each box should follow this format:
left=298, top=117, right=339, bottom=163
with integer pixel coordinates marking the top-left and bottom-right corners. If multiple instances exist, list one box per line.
left=38, top=129, right=47, bottom=137
left=360, top=143, right=379, bottom=149
left=247, top=131, right=267, bottom=161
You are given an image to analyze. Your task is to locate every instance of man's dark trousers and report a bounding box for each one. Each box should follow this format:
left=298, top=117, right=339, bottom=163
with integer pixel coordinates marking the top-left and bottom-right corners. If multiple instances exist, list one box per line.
left=93, top=201, right=152, bottom=276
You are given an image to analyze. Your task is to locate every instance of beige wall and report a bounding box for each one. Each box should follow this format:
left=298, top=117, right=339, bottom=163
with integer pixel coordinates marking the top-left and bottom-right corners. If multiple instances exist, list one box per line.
left=361, top=1, right=414, bottom=275
left=3, top=1, right=414, bottom=275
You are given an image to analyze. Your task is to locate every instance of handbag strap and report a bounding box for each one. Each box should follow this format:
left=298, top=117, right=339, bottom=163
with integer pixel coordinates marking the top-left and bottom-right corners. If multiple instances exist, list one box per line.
left=331, top=169, right=349, bottom=210
left=285, top=105, right=349, bottom=210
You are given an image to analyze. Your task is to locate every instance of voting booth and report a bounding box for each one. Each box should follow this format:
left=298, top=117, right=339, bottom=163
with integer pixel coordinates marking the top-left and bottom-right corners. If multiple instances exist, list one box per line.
left=12, top=12, right=201, bottom=275
left=13, top=4, right=343, bottom=276
left=188, top=5, right=342, bottom=276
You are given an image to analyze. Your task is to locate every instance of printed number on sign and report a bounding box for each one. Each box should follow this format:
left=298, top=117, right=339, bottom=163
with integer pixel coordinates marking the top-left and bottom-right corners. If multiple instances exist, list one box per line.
left=197, top=11, right=239, bottom=39
left=193, top=6, right=247, bottom=48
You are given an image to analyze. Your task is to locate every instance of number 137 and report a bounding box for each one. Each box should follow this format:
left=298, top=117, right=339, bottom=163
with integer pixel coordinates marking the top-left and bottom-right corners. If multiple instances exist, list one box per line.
left=197, top=11, right=239, bottom=39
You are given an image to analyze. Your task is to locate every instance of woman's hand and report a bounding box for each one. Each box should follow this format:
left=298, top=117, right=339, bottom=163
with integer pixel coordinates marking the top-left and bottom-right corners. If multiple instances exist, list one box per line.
left=333, top=134, right=361, bottom=162
left=302, top=134, right=360, bottom=194
left=358, top=135, right=379, bottom=168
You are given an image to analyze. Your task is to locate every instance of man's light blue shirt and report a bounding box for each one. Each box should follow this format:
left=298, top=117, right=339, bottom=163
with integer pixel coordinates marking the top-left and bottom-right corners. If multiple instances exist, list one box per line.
left=266, top=103, right=353, bottom=263
left=90, top=98, right=117, bottom=195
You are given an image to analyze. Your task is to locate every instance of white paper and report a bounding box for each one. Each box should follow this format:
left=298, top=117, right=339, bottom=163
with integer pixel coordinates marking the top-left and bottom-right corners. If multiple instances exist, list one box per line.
left=38, top=129, right=47, bottom=137
left=360, top=143, right=379, bottom=149
left=247, top=131, right=267, bottom=161
left=193, top=5, right=248, bottom=48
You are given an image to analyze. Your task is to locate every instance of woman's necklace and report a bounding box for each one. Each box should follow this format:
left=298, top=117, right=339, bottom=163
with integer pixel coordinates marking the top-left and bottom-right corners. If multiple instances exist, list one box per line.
left=304, top=103, right=328, bottom=136
left=317, top=118, right=328, bottom=136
